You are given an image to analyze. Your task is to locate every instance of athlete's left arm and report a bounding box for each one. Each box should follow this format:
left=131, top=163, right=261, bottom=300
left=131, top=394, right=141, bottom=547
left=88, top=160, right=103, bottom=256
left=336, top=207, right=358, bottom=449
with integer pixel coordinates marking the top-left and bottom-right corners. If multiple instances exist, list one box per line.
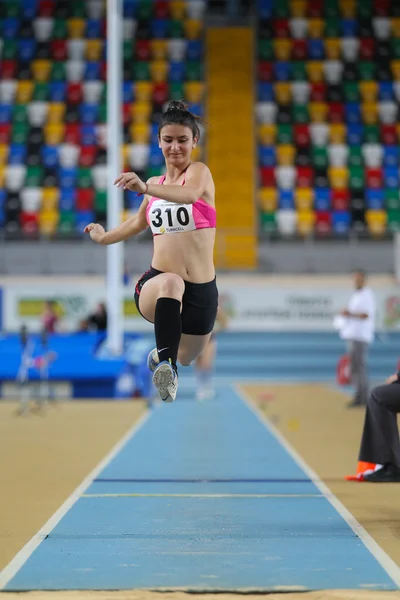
left=114, top=163, right=211, bottom=205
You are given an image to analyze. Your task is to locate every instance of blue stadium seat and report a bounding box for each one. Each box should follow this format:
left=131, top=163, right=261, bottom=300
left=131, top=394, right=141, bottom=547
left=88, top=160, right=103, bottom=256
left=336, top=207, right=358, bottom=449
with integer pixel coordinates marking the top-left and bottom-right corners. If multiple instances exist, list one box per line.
left=188, top=102, right=203, bottom=116
left=0, top=208, right=5, bottom=227
left=345, top=102, right=362, bottom=124
left=278, top=190, right=295, bottom=210
left=126, top=190, right=142, bottom=211
left=152, top=19, right=168, bottom=38
left=150, top=123, right=159, bottom=144
left=0, top=104, right=12, bottom=124
left=341, top=19, right=358, bottom=37
left=258, top=82, right=274, bottom=101
left=383, top=145, right=399, bottom=167
left=2, top=18, right=20, bottom=39
left=86, top=19, right=102, bottom=39
left=257, top=0, right=273, bottom=18
left=274, top=61, right=291, bottom=81
left=59, top=188, right=76, bottom=210
left=384, top=166, right=400, bottom=188
left=347, top=124, right=363, bottom=145
left=79, top=103, right=99, bottom=125
left=149, top=144, right=164, bottom=167
left=187, top=41, right=203, bottom=60
left=59, top=168, right=78, bottom=189
left=76, top=210, right=95, bottom=233
left=49, top=82, right=67, bottom=102
left=123, top=0, right=137, bottom=18
left=8, top=143, right=27, bottom=165
left=308, top=40, right=324, bottom=60
left=41, top=145, right=59, bottom=168
left=366, top=189, right=385, bottom=209
left=123, top=81, right=134, bottom=103
left=379, top=82, right=394, bottom=101
left=332, top=211, right=351, bottom=234
left=85, top=61, right=101, bottom=81
left=80, top=124, right=96, bottom=146
left=259, top=145, right=276, bottom=167
left=22, top=0, right=38, bottom=19
left=169, top=61, right=185, bottom=82
left=314, top=188, right=331, bottom=211
left=19, top=39, right=37, bottom=62
left=0, top=189, right=5, bottom=210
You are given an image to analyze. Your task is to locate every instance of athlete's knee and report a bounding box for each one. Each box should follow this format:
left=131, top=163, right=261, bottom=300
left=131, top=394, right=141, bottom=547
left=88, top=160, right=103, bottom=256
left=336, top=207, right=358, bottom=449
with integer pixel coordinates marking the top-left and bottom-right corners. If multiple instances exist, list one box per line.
left=178, top=350, right=194, bottom=367
left=158, top=273, right=185, bottom=300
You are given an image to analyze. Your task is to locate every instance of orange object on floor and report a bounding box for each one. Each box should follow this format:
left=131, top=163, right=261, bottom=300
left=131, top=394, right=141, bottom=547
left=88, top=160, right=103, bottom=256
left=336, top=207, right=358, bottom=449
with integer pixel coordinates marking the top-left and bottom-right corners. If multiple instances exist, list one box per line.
left=345, top=461, right=377, bottom=481
left=336, top=354, right=351, bottom=385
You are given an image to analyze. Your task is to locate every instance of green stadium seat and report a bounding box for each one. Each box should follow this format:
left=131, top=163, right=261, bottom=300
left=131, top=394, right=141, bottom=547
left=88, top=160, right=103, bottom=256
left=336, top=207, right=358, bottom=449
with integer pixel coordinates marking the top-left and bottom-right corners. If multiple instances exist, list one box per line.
left=387, top=210, right=400, bottom=231
left=11, top=122, right=29, bottom=143
left=169, top=20, right=184, bottom=38
left=26, top=165, right=44, bottom=187
left=292, top=62, right=307, bottom=81
left=277, top=124, right=293, bottom=144
left=133, top=61, right=151, bottom=81
left=358, top=61, right=376, bottom=81
left=364, top=125, right=380, bottom=143
left=33, top=82, right=49, bottom=101
left=325, top=18, right=340, bottom=37
left=312, top=146, right=328, bottom=169
left=385, top=189, right=400, bottom=211
left=78, top=167, right=92, bottom=188
left=51, top=62, right=66, bottom=81
left=261, top=212, right=276, bottom=233
left=53, top=19, right=68, bottom=39
left=259, top=40, right=273, bottom=60
left=343, top=82, right=360, bottom=103
left=292, top=104, right=309, bottom=123
left=12, top=105, right=28, bottom=125
left=348, top=146, right=363, bottom=167
left=3, top=40, right=17, bottom=59
left=349, top=165, right=365, bottom=191
left=170, top=82, right=185, bottom=100
left=95, top=190, right=107, bottom=212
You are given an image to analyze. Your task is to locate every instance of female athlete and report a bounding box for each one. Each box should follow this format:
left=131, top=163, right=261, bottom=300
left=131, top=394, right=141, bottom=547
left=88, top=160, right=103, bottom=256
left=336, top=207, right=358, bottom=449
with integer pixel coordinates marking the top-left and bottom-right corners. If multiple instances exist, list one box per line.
left=84, top=101, right=218, bottom=402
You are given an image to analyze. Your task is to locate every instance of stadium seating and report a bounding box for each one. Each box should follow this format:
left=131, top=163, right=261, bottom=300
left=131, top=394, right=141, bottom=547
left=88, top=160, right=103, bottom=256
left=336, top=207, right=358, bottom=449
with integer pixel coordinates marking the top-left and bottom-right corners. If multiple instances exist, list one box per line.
left=0, top=0, right=205, bottom=238
left=257, top=0, right=400, bottom=238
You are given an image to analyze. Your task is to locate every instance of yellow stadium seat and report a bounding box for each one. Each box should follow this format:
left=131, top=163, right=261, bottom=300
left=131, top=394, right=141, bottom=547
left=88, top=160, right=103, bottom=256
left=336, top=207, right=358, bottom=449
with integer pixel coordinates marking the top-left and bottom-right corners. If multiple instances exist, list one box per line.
left=366, top=210, right=387, bottom=237
left=276, top=144, right=295, bottom=165
left=295, top=188, right=313, bottom=210
left=274, top=83, right=292, bottom=105
left=150, top=60, right=168, bottom=82
left=259, top=188, right=277, bottom=212
left=290, top=0, right=307, bottom=17
left=185, top=19, right=203, bottom=40
left=325, top=39, right=341, bottom=60
left=47, top=102, right=66, bottom=123
left=32, top=59, right=51, bottom=82
left=340, top=0, right=356, bottom=18
left=392, top=18, right=400, bottom=38
left=184, top=82, right=204, bottom=103
left=297, top=210, right=315, bottom=236
left=329, top=124, right=346, bottom=143
left=131, top=101, right=152, bottom=124
left=86, top=40, right=103, bottom=61
left=391, top=60, right=400, bottom=80
left=273, top=39, right=292, bottom=61
left=309, top=102, right=329, bottom=122
left=16, top=80, right=34, bottom=103
left=121, top=144, right=130, bottom=168
left=0, top=167, right=5, bottom=187
left=151, top=40, right=168, bottom=60
left=68, top=18, right=86, bottom=39
left=135, top=81, right=152, bottom=102
left=39, top=210, right=59, bottom=235
left=191, top=146, right=202, bottom=162
left=359, top=81, right=378, bottom=102
left=361, top=102, right=378, bottom=125
left=307, top=61, right=324, bottom=82
left=170, top=0, right=186, bottom=19
left=0, top=144, right=8, bottom=166
left=44, top=123, right=65, bottom=145
left=258, top=124, right=276, bottom=145
left=130, top=123, right=151, bottom=144
left=42, top=188, right=59, bottom=212
left=328, top=166, right=349, bottom=189
left=308, top=19, right=324, bottom=38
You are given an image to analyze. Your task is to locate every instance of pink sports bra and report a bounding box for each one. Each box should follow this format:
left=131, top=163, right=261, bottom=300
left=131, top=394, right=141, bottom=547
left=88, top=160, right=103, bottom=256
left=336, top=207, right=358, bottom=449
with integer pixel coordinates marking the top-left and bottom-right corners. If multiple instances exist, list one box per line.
left=146, top=173, right=216, bottom=236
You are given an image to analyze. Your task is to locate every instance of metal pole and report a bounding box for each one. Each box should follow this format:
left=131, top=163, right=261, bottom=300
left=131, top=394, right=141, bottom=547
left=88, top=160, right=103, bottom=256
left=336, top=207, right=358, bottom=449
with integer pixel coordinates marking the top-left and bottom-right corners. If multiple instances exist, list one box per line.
left=106, top=0, right=123, bottom=354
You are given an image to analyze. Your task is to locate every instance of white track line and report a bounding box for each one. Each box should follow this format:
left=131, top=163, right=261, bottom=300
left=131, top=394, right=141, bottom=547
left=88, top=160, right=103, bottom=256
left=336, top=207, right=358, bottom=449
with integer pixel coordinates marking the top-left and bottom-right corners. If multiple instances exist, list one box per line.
left=0, top=409, right=153, bottom=589
left=236, top=384, right=400, bottom=589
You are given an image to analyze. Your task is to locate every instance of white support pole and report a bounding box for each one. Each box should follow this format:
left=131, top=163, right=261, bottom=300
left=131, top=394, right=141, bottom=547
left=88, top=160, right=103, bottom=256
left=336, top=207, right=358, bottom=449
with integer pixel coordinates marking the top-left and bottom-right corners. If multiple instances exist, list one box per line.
left=106, top=0, right=123, bottom=354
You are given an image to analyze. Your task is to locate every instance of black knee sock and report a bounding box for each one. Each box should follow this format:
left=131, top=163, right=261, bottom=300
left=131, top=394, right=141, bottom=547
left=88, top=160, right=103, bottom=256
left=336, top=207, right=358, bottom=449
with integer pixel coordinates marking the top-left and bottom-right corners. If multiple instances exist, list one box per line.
left=154, top=297, right=181, bottom=369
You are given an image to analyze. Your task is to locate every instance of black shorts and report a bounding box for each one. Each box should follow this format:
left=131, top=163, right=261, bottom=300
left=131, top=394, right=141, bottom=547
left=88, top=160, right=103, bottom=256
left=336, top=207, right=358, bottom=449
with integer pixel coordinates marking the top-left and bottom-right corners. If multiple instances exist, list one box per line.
left=134, top=267, right=218, bottom=335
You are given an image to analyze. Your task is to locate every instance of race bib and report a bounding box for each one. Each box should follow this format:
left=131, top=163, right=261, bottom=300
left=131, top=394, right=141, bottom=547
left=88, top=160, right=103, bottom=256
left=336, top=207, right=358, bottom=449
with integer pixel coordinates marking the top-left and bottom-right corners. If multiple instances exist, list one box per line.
left=149, top=200, right=196, bottom=235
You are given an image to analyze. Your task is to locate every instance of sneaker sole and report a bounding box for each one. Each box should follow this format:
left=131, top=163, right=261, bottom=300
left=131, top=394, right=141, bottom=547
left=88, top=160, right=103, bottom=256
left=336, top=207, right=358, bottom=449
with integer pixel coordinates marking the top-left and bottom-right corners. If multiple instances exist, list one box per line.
left=152, top=363, right=177, bottom=403
left=147, top=348, right=159, bottom=372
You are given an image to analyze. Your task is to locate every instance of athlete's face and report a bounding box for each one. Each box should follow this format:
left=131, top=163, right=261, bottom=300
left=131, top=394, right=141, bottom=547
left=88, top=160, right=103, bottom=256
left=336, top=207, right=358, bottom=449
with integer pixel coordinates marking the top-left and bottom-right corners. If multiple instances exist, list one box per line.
left=159, top=124, right=197, bottom=165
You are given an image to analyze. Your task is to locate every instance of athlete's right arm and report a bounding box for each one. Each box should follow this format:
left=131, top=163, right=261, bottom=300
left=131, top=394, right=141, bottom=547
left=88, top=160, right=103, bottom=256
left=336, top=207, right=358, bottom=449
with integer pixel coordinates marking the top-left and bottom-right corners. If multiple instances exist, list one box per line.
left=84, top=197, right=149, bottom=245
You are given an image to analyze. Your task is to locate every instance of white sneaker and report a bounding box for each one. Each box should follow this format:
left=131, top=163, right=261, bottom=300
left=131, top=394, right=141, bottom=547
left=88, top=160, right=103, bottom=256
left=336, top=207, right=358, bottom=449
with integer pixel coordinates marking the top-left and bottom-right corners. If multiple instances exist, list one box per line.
left=147, top=347, right=159, bottom=372
left=152, top=361, right=178, bottom=403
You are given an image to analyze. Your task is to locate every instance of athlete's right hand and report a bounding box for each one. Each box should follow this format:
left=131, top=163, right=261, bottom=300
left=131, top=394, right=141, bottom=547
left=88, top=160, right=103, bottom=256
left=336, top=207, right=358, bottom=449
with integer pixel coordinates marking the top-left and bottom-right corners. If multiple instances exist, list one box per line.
left=84, top=223, right=106, bottom=244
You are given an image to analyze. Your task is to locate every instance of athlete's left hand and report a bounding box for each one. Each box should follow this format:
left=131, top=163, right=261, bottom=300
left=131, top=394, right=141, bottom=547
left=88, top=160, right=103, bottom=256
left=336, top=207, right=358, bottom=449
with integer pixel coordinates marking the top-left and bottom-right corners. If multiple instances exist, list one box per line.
left=114, top=172, right=147, bottom=194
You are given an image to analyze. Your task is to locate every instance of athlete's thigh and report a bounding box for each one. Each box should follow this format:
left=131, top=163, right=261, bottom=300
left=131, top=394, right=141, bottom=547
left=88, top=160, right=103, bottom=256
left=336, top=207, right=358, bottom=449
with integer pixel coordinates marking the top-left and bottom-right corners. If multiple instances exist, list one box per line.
left=196, top=337, right=216, bottom=368
left=178, top=333, right=212, bottom=365
left=138, top=273, right=183, bottom=323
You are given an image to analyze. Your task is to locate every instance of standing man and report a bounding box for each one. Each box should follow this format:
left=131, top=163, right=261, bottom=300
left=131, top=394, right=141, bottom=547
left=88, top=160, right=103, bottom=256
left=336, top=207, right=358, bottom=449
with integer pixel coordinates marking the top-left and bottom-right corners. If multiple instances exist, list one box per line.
left=340, top=270, right=376, bottom=408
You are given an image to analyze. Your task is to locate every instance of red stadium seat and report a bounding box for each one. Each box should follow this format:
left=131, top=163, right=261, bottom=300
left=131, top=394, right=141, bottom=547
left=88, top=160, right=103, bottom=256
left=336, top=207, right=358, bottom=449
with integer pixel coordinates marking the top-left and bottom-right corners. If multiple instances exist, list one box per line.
left=258, top=62, right=274, bottom=82
left=260, top=167, right=275, bottom=187
left=136, top=40, right=151, bottom=61
left=365, top=167, right=384, bottom=188
left=51, top=41, right=68, bottom=61
left=65, top=124, right=80, bottom=144
left=292, top=40, right=307, bottom=60
left=0, top=124, right=11, bottom=144
left=294, top=124, right=311, bottom=147
left=359, top=39, right=376, bottom=61
left=155, top=0, right=170, bottom=18
left=315, top=211, right=332, bottom=235
left=153, top=82, right=169, bottom=105
left=308, top=0, right=323, bottom=17
left=310, top=82, right=327, bottom=102
left=67, top=83, right=83, bottom=105
left=1, top=60, right=18, bottom=79
left=79, top=146, right=97, bottom=167
left=38, top=0, right=55, bottom=16
left=76, top=188, right=94, bottom=211
left=296, top=166, right=314, bottom=187
left=329, top=102, right=345, bottom=123
left=20, top=212, right=39, bottom=234
left=273, top=19, right=290, bottom=38
left=332, top=189, right=350, bottom=211
left=381, top=124, right=397, bottom=145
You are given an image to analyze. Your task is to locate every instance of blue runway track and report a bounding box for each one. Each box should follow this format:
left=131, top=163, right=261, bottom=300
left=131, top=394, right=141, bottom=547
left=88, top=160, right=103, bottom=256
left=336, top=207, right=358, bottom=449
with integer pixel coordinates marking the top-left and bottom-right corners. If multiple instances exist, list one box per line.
left=1, top=385, right=400, bottom=592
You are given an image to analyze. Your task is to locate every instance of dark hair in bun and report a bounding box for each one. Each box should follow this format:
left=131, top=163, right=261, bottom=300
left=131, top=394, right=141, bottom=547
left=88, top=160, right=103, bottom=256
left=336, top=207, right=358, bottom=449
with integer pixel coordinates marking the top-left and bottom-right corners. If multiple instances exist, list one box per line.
left=158, top=100, right=201, bottom=140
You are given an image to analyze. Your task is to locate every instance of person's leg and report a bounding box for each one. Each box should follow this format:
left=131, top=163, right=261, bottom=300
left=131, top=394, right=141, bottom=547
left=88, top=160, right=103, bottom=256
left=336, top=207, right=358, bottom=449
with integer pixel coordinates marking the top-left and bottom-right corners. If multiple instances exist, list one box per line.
left=195, top=336, right=216, bottom=400
left=138, top=272, right=185, bottom=401
left=349, top=341, right=369, bottom=406
left=359, top=383, right=400, bottom=468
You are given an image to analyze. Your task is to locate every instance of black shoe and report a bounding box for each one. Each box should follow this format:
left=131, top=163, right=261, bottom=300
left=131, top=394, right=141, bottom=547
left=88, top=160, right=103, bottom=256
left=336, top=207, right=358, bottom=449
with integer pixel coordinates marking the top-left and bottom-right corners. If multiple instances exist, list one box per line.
left=364, top=464, right=400, bottom=483
left=346, top=399, right=365, bottom=408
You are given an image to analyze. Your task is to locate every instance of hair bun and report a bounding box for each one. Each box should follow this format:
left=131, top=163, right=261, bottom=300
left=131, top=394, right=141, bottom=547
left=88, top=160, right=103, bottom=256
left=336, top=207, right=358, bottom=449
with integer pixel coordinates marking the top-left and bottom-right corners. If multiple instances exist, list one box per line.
left=167, top=100, right=188, bottom=112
